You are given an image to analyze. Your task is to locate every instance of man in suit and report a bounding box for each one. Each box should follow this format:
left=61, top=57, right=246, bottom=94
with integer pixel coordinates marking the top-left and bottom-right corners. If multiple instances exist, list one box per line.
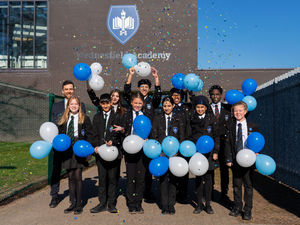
left=90, top=94, right=122, bottom=214
left=209, top=85, right=231, bottom=201
left=49, top=80, right=86, bottom=208
left=225, top=101, right=259, bottom=220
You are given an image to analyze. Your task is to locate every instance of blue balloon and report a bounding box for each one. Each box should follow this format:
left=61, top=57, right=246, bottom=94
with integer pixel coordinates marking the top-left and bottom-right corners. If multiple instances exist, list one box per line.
left=143, top=139, right=162, bottom=159
left=73, top=140, right=94, bottom=157
left=179, top=140, right=196, bottom=157
left=183, top=73, right=200, bottom=91
left=133, top=115, right=152, bottom=139
left=162, top=136, right=179, bottom=157
left=196, top=135, right=214, bottom=154
left=246, top=132, right=265, bottom=153
left=30, top=140, right=52, bottom=159
left=73, top=63, right=92, bottom=81
left=256, top=154, right=276, bottom=175
left=171, top=73, right=185, bottom=89
left=192, top=78, right=204, bottom=92
left=225, top=90, right=244, bottom=105
left=242, top=96, right=257, bottom=111
left=52, top=134, right=71, bottom=152
left=242, top=79, right=257, bottom=96
left=149, top=156, right=169, bottom=176
left=122, top=53, right=138, bottom=69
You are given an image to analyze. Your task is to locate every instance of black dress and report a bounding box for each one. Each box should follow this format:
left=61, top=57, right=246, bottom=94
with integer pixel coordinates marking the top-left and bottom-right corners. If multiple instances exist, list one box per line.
left=59, top=115, right=94, bottom=170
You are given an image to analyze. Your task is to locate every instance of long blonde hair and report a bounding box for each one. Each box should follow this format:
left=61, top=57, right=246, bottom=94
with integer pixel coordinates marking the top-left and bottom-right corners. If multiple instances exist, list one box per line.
left=58, top=96, right=85, bottom=125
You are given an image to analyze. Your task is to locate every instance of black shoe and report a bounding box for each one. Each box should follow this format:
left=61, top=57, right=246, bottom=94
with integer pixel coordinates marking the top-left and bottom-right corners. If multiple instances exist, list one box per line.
left=49, top=197, right=60, bottom=208
left=64, top=204, right=76, bottom=214
left=205, top=205, right=214, bottom=214
left=136, top=206, right=144, bottom=214
left=74, top=207, right=83, bottom=215
left=169, top=206, right=175, bottom=215
left=229, top=208, right=241, bottom=217
left=161, top=209, right=168, bottom=215
left=193, top=206, right=203, bottom=214
left=243, top=211, right=252, bottom=220
left=129, top=208, right=136, bottom=214
left=108, top=207, right=118, bottom=213
left=90, top=204, right=107, bottom=213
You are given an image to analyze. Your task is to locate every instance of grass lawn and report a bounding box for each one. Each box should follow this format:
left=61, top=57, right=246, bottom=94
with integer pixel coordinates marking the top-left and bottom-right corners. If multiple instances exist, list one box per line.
left=0, top=142, right=48, bottom=198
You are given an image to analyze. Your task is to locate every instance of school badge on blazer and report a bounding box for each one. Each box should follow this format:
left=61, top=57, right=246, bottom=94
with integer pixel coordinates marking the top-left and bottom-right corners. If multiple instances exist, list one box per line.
left=225, top=115, right=229, bottom=121
left=146, top=104, right=152, bottom=109
left=107, top=5, right=140, bottom=45
left=207, top=126, right=212, bottom=134
left=173, top=127, right=178, bottom=134
left=109, top=126, right=114, bottom=133
left=81, top=129, right=85, bottom=136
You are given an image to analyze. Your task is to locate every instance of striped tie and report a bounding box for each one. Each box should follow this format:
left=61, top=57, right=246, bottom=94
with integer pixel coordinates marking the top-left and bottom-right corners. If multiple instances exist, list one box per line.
left=67, top=116, right=75, bottom=145
left=215, top=104, right=220, bottom=119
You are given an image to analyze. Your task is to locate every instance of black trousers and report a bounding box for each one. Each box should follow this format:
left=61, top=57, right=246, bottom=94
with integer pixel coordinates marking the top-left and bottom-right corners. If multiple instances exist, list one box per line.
left=219, top=141, right=229, bottom=195
left=195, top=170, right=213, bottom=207
left=50, top=151, right=63, bottom=197
left=95, top=155, right=119, bottom=209
left=124, top=151, right=146, bottom=209
left=232, top=163, right=254, bottom=212
left=160, top=171, right=178, bottom=210
left=144, top=156, right=153, bottom=197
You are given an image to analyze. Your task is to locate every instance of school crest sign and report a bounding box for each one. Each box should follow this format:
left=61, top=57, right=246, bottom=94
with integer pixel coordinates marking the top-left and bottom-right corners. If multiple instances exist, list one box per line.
left=107, top=5, right=140, bottom=45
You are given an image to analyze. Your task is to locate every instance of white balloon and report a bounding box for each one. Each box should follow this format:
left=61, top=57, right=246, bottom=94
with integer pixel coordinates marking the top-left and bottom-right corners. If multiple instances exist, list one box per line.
left=122, top=135, right=144, bottom=154
left=169, top=156, right=189, bottom=177
left=189, top=153, right=209, bottom=176
left=90, top=62, right=102, bottom=75
left=98, top=144, right=119, bottom=161
left=134, top=62, right=151, bottom=77
left=236, top=149, right=256, bottom=167
left=88, top=74, right=104, bottom=91
left=39, top=122, right=58, bottom=143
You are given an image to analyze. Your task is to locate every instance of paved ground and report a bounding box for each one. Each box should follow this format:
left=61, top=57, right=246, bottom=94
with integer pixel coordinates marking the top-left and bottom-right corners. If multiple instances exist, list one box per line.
left=0, top=160, right=299, bottom=225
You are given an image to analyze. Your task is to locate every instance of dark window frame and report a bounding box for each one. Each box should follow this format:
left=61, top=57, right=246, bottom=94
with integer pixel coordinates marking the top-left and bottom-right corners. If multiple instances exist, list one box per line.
left=0, top=0, right=48, bottom=72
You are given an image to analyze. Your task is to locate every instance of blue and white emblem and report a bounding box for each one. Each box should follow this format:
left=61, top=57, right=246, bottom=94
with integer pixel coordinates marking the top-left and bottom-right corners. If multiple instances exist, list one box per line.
left=207, top=126, right=212, bottom=134
left=107, top=5, right=140, bottom=45
left=146, top=104, right=151, bottom=110
left=173, top=127, right=178, bottom=134
left=81, top=129, right=85, bottom=136
left=225, top=115, right=229, bottom=121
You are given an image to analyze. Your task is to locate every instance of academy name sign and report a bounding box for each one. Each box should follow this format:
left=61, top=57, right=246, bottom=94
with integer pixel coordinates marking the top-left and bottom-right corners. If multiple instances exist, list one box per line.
left=107, top=5, right=140, bottom=45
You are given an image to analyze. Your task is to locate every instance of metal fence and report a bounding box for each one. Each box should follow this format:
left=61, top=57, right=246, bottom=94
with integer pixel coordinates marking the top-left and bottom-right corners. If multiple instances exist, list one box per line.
left=248, top=68, right=300, bottom=190
left=0, top=82, right=97, bottom=202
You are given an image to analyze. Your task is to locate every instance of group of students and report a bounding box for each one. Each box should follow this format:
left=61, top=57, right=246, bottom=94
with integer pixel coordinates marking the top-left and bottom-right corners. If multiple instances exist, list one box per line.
left=49, top=67, right=258, bottom=220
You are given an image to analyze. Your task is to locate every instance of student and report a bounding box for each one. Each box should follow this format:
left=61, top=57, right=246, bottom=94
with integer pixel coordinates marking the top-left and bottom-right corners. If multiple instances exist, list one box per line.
left=57, top=96, right=93, bottom=214
left=90, top=94, right=122, bottom=214
left=169, top=88, right=191, bottom=203
left=124, top=67, right=162, bottom=202
left=120, top=93, right=153, bottom=214
left=189, top=95, right=219, bottom=215
left=208, top=85, right=231, bottom=201
left=151, top=96, right=185, bottom=215
left=49, top=80, right=86, bottom=208
left=225, top=101, right=259, bottom=220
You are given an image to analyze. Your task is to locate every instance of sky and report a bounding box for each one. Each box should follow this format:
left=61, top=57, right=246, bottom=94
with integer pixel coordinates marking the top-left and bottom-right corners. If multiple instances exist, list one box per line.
left=197, top=0, right=300, bottom=69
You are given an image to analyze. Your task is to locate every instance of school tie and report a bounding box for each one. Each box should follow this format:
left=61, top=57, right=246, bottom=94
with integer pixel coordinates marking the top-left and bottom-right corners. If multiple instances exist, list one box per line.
left=103, top=113, right=108, bottom=130
left=236, top=123, right=243, bottom=151
left=215, top=104, right=220, bottom=119
left=167, top=116, right=171, bottom=136
left=135, top=111, right=139, bottom=118
left=67, top=116, right=75, bottom=145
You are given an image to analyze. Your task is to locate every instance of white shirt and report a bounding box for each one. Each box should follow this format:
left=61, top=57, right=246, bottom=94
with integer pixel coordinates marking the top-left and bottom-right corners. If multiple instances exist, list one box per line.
left=211, top=102, right=221, bottom=115
left=198, top=113, right=206, bottom=119
left=236, top=120, right=248, bottom=148
left=64, top=98, right=68, bottom=109
left=112, top=105, right=118, bottom=113
left=165, top=113, right=172, bottom=136
left=67, top=113, right=79, bottom=137
left=131, top=110, right=143, bottom=134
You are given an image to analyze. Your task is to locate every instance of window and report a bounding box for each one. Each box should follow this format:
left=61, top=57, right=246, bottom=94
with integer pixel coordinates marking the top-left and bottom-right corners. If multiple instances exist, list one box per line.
left=0, top=0, right=47, bottom=70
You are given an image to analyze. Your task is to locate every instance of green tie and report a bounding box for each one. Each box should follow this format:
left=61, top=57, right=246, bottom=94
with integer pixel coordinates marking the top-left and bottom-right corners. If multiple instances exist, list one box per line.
left=67, top=116, right=75, bottom=145
left=104, top=113, right=108, bottom=130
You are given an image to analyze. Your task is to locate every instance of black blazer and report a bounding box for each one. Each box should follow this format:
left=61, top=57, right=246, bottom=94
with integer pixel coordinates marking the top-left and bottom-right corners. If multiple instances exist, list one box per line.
left=224, top=118, right=259, bottom=163
left=210, top=103, right=231, bottom=138
left=123, top=83, right=162, bottom=110
left=151, top=113, right=185, bottom=143
left=51, top=100, right=86, bottom=124
left=92, top=109, right=122, bottom=148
